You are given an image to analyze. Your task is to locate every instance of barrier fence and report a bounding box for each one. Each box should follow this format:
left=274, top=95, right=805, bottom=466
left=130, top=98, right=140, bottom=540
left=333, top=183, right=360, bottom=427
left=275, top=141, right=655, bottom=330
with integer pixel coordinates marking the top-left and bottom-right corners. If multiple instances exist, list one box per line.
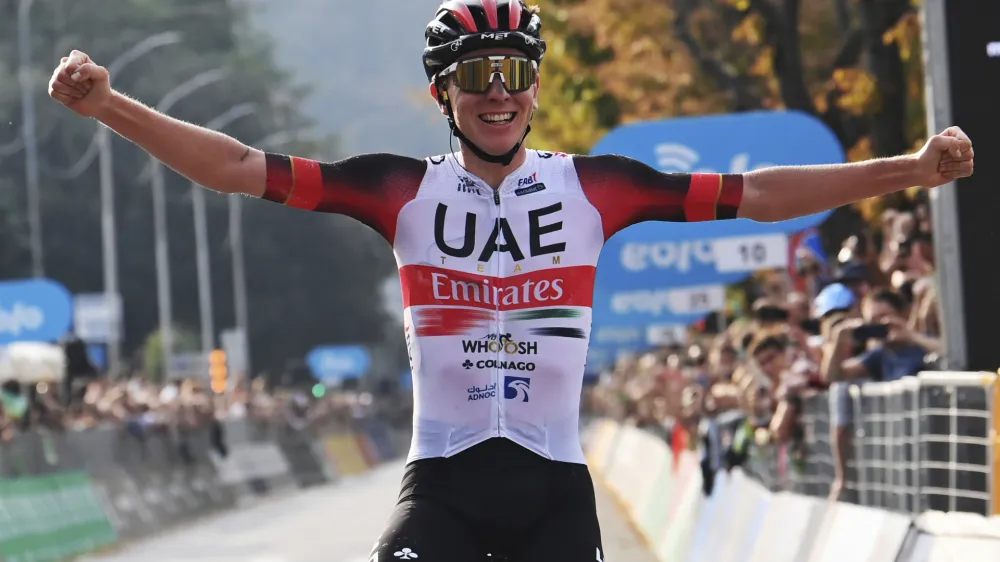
left=743, top=371, right=999, bottom=517
left=583, top=370, right=1000, bottom=562
left=0, top=417, right=411, bottom=562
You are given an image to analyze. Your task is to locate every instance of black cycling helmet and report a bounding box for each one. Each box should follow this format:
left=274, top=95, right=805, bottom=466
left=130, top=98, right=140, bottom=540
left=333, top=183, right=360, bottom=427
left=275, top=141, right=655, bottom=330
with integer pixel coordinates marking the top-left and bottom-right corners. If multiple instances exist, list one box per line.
left=422, top=0, right=547, bottom=83
left=423, top=1, right=547, bottom=166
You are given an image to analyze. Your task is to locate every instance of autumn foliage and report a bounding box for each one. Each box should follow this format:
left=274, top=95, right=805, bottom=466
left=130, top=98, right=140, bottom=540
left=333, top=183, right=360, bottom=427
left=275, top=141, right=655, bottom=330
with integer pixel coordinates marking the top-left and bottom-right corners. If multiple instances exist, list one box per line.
left=528, top=0, right=929, bottom=222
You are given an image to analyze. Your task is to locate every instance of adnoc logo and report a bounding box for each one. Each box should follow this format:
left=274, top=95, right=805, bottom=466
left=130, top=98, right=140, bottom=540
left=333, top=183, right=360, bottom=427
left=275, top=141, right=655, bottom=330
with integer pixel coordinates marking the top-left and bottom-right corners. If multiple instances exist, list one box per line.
left=0, top=278, right=73, bottom=345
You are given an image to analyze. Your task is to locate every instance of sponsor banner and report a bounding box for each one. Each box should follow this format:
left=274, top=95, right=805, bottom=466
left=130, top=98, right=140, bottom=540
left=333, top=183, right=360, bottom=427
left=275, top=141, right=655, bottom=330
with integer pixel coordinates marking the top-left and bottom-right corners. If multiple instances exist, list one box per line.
left=590, top=111, right=844, bottom=335
left=0, top=471, right=117, bottom=561
left=0, top=278, right=73, bottom=345
left=748, top=493, right=825, bottom=562
left=306, top=345, right=372, bottom=384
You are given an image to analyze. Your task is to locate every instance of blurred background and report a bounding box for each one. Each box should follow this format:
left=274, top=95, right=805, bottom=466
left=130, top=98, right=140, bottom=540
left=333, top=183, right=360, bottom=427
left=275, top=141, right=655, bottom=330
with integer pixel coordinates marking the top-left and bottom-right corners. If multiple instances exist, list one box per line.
left=0, top=0, right=998, bottom=561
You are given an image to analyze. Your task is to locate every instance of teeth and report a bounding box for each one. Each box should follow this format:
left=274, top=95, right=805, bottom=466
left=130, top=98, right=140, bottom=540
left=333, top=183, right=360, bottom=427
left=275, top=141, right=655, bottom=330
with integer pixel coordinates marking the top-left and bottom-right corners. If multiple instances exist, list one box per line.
left=481, top=112, right=515, bottom=123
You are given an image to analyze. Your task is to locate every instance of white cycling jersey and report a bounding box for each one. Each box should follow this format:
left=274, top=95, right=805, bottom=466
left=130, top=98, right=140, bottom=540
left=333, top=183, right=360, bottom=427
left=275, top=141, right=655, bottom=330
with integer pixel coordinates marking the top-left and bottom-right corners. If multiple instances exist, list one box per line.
left=261, top=148, right=743, bottom=464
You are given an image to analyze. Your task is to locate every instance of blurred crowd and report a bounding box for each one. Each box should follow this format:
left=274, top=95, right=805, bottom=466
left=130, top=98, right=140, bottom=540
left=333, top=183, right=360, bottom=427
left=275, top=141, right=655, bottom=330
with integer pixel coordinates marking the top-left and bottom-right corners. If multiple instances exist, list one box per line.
left=0, top=369, right=392, bottom=446
left=586, top=193, right=941, bottom=500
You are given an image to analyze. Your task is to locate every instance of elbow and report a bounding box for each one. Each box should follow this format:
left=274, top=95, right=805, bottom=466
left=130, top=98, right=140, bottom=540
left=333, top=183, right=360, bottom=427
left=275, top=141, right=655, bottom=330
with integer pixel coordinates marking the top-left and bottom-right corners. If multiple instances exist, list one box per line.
left=205, top=148, right=264, bottom=196
left=737, top=179, right=803, bottom=223
left=737, top=186, right=781, bottom=223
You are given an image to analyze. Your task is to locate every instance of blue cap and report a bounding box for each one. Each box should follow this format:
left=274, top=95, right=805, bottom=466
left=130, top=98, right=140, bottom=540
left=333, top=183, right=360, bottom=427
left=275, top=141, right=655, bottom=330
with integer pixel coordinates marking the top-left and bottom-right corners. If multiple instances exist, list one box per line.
left=814, top=283, right=856, bottom=318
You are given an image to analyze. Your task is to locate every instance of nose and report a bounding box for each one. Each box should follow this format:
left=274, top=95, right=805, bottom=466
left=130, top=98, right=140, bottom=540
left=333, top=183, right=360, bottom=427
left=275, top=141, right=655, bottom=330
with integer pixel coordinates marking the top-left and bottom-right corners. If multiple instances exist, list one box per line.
left=485, top=75, right=509, bottom=101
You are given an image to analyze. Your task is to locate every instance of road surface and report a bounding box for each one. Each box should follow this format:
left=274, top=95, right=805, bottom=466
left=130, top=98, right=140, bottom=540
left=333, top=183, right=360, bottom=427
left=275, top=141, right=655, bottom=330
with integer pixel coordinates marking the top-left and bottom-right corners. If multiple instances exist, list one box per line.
left=79, top=461, right=657, bottom=562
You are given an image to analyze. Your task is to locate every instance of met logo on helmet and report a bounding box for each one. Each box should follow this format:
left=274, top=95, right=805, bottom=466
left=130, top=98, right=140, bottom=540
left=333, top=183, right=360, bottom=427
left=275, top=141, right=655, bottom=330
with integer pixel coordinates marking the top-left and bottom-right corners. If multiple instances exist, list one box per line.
left=434, top=202, right=566, bottom=262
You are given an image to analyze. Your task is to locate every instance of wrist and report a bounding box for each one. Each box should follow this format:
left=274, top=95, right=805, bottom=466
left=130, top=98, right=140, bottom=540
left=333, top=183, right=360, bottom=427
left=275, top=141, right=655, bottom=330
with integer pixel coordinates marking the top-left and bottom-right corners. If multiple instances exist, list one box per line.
left=93, top=90, right=127, bottom=123
left=897, top=153, right=924, bottom=188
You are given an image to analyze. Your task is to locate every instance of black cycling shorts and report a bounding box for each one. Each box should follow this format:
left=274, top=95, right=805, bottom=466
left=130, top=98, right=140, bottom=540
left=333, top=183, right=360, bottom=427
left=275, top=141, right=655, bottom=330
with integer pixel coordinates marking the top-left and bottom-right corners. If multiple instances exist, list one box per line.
left=367, top=437, right=605, bottom=562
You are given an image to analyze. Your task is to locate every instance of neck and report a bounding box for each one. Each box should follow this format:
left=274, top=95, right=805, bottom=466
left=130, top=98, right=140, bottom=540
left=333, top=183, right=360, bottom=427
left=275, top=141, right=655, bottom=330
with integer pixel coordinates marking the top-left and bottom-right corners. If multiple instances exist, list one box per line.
left=457, top=144, right=528, bottom=190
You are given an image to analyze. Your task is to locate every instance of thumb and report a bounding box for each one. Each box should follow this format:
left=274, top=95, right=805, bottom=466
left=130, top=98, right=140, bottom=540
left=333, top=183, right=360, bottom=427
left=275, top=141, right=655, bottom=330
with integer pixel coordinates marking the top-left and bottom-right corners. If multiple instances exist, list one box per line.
left=933, top=135, right=969, bottom=159
left=71, top=62, right=107, bottom=82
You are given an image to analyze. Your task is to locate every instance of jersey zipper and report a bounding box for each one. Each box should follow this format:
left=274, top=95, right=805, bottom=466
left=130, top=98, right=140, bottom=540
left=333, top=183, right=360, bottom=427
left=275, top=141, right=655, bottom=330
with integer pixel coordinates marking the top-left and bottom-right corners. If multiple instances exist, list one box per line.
left=493, top=186, right=503, bottom=437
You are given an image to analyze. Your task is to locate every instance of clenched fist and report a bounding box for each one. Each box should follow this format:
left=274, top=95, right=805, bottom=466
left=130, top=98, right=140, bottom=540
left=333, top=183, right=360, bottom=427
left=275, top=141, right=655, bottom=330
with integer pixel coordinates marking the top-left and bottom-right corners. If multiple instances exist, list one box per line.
left=48, top=50, right=112, bottom=118
left=913, top=126, right=975, bottom=187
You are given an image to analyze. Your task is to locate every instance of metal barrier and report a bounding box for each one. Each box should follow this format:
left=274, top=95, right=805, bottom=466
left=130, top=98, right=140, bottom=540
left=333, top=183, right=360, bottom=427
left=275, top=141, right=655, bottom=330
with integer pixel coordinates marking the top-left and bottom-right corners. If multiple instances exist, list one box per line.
left=742, top=371, right=999, bottom=517
left=586, top=412, right=1000, bottom=562
left=0, top=416, right=412, bottom=560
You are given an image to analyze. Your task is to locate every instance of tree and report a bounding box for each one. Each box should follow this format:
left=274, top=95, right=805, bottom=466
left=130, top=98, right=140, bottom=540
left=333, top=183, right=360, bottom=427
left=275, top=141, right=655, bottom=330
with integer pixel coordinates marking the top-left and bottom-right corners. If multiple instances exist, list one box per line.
left=0, top=0, right=396, bottom=374
left=529, top=0, right=928, bottom=225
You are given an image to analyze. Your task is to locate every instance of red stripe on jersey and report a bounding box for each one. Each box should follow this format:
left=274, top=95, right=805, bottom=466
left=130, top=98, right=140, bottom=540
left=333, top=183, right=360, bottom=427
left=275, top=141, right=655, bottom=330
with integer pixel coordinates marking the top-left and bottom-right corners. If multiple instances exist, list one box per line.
left=482, top=0, right=499, bottom=29
left=684, top=173, right=723, bottom=222
left=508, top=0, right=522, bottom=29
left=444, top=1, right=478, bottom=32
left=286, top=157, right=324, bottom=210
left=413, top=308, right=494, bottom=337
left=400, top=264, right=595, bottom=311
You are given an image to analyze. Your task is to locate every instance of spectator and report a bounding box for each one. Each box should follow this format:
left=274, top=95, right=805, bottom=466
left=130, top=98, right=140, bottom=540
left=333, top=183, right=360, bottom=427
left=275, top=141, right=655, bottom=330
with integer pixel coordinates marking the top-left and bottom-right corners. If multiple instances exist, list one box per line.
left=825, top=288, right=940, bottom=384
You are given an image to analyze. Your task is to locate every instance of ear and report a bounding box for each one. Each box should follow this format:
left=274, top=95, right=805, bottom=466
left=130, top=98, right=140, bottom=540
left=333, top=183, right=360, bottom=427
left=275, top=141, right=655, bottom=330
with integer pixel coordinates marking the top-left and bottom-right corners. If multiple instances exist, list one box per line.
left=429, top=82, right=450, bottom=116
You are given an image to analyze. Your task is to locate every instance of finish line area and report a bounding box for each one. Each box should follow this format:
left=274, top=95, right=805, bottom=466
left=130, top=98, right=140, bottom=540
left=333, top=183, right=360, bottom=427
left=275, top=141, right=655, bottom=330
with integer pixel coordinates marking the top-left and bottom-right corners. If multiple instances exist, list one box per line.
left=78, top=460, right=656, bottom=562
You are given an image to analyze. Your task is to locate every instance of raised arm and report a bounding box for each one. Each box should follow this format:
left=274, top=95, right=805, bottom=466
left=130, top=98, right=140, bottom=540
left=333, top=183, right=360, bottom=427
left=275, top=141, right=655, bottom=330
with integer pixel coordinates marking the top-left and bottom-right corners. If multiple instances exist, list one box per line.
left=574, top=128, right=972, bottom=234
left=738, top=127, right=974, bottom=222
left=49, top=50, right=427, bottom=243
left=574, top=154, right=744, bottom=240
left=50, top=50, right=265, bottom=196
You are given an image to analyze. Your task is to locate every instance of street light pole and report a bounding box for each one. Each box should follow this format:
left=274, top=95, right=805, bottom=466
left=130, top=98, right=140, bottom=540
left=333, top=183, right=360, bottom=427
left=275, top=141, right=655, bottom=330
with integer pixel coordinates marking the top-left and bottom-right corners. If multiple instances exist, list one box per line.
left=151, top=68, right=228, bottom=380
left=229, top=130, right=312, bottom=380
left=17, top=0, right=43, bottom=277
left=193, top=103, right=256, bottom=355
left=100, top=32, right=183, bottom=377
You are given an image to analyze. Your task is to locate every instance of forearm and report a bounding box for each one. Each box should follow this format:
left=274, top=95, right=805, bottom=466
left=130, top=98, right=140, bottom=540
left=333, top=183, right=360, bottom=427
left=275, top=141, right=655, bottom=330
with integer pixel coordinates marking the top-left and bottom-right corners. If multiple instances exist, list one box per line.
left=738, top=155, right=920, bottom=222
left=821, top=343, right=847, bottom=382
left=96, top=91, right=265, bottom=196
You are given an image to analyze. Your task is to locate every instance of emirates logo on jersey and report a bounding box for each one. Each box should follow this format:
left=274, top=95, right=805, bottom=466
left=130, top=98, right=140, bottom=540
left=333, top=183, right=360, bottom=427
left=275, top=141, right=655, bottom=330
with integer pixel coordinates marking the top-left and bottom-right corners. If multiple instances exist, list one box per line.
left=399, top=265, right=594, bottom=312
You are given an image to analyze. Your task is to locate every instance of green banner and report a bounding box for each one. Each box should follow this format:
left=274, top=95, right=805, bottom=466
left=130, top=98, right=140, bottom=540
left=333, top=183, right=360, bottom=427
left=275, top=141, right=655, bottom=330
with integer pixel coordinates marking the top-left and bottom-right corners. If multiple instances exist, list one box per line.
left=0, top=471, right=117, bottom=562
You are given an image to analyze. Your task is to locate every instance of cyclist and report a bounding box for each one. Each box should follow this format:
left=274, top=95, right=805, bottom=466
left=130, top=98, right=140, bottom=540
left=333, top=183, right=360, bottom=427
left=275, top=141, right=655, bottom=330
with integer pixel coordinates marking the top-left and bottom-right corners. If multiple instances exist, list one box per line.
left=49, top=1, right=973, bottom=559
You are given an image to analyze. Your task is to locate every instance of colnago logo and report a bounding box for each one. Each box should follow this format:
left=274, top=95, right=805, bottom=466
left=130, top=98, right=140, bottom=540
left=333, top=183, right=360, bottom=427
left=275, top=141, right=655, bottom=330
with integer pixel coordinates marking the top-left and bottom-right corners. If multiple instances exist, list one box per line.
left=434, top=202, right=565, bottom=262
left=462, top=337, right=538, bottom=355
left=400, top=265, right=596, bottom=311
left=620, top=240, right=715, bottom=273
left=504, top=376, right=530, bottom=402
left=0, top=302, right=45, bottom=336
left=462, top=359, right=536, bottom=371
left=517, top=172, right=538, bottom=187
left=654, top=143, right=775, bottom=174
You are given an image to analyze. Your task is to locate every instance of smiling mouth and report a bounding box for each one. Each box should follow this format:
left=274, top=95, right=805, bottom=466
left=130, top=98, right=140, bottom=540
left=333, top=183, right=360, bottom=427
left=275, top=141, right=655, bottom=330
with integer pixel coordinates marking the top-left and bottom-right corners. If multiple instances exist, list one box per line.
left=480, top=112, right=516, bottom=125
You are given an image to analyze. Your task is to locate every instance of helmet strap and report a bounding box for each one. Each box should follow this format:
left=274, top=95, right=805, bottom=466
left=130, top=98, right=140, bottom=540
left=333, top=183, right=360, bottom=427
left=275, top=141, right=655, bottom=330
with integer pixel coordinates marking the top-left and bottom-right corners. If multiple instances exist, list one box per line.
left=436, top=88, right=531, bottom=167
